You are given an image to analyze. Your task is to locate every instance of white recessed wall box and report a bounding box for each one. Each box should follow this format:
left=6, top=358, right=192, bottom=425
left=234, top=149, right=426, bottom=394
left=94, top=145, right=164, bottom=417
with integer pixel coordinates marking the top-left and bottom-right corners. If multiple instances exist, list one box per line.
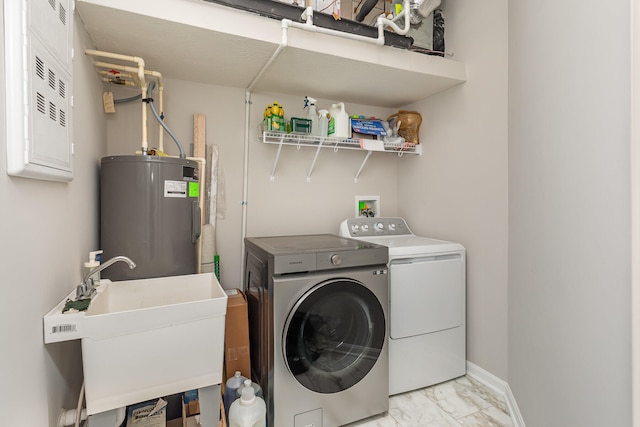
left=4, top=0, right=74, bottom=181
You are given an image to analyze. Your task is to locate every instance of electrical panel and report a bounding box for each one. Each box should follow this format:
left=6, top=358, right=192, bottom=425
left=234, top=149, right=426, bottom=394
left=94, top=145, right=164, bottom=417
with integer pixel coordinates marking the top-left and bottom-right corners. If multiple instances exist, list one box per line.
left=4, top=0, right=74, bottom=182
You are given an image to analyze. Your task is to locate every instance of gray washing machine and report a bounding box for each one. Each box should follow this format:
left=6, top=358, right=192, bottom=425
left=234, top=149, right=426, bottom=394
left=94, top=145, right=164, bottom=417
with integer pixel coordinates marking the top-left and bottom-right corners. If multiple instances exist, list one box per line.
left=244, top=234, right=389, bottom=427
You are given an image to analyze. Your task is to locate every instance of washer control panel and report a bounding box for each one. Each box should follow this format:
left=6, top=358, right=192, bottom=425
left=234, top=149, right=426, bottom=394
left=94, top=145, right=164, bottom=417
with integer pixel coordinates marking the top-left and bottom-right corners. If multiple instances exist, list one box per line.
left=340, top=217, right=412, bottom=238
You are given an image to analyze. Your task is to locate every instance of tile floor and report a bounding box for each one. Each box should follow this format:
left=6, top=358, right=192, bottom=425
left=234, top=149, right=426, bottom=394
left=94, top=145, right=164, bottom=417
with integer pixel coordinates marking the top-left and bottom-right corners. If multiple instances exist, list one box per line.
left=343, top=376, right=514, bottom=427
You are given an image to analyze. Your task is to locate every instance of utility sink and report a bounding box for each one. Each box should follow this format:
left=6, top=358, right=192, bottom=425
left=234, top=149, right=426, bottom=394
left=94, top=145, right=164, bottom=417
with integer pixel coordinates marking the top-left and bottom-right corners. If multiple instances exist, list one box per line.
left=44, top=272, right=227, bottom=415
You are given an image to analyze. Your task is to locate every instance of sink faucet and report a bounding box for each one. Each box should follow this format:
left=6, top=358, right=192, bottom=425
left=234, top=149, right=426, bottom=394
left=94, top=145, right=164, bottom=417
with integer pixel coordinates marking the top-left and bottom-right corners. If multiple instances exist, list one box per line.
left=76, top=256, right=136, bottom=300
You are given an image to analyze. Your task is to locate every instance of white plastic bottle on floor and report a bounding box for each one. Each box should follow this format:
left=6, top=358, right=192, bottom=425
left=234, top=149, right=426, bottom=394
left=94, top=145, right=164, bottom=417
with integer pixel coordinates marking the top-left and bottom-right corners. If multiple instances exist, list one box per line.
left=228, top=384, right=266, bottom=427
left=223, top=371, right=247, bottom=425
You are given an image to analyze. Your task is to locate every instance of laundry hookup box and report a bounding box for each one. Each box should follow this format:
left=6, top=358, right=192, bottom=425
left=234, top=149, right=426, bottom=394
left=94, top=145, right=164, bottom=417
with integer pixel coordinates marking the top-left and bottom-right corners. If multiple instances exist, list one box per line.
left=224, top=289, right=251, bottom=379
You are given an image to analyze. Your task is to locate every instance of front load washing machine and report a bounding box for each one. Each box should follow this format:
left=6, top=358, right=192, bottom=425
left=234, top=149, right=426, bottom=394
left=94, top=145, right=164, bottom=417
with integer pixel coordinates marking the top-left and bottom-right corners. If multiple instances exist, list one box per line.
left=244, top=234, right=389, bottom=427
left=339, top=217, right=466, bottom=395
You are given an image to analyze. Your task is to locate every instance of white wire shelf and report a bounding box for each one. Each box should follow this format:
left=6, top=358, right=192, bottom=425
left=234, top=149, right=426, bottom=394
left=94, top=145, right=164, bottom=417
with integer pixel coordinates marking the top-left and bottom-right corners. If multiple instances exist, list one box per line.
left=260, top=131, right=422, bottom=183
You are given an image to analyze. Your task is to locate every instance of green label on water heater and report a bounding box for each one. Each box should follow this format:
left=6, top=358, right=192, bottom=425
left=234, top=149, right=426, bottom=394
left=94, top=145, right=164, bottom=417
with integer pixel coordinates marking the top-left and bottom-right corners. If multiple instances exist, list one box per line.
left=188, top=182, right=199, bottom=198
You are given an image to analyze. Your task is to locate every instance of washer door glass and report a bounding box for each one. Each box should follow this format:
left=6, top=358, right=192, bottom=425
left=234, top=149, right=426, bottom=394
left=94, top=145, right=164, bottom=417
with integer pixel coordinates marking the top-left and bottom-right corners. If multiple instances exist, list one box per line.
left=283, top=278, right=386, bottom=394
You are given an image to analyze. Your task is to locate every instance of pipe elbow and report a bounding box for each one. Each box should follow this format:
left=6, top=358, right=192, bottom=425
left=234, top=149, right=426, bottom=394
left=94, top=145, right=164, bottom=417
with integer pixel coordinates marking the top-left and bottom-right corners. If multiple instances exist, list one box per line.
left=132, top=56, right=145, bottom=68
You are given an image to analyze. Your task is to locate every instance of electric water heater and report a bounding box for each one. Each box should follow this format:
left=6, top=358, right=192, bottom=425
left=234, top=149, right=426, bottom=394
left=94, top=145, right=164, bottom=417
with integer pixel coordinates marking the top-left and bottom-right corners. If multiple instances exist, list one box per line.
left=100, top=155, right=201, bottom=281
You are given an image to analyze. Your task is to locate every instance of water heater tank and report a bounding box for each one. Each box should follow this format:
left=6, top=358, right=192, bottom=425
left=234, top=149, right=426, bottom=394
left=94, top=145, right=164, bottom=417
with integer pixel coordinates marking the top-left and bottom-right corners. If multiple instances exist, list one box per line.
left=100, top=155, right=201, bottom=281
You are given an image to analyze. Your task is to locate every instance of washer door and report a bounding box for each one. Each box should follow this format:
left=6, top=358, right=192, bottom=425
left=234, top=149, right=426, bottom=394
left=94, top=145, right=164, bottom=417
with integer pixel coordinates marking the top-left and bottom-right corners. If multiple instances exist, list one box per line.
left=283, top=278, right=386, bottom=394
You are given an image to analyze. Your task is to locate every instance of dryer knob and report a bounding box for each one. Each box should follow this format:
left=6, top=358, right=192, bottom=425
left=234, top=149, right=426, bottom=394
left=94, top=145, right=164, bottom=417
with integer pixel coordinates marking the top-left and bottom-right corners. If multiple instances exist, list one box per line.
left=331, top=254, right=343, bottom=266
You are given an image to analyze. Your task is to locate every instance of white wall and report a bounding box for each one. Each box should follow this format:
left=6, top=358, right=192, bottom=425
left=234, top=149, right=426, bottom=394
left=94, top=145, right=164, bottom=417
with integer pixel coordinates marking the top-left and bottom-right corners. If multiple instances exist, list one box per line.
left=398, top=0, right=510, bottom=380
left=105, top=82, right=403, bottom=288
left=0, top=5, right=107, bottom=425
left=508, top=1, right=632, bottom=425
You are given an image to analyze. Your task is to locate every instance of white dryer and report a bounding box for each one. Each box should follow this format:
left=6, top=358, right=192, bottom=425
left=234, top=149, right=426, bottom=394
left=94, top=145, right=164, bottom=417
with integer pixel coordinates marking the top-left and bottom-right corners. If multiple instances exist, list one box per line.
left=339, top=217, right=466, bottom=395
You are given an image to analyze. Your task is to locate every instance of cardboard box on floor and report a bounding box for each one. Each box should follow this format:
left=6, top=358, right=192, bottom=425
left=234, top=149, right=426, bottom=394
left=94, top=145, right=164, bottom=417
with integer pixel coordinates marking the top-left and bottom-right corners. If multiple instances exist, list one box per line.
left=165, top=396, right=205, bottom=427
left=224, top=289, right=251, bottom=380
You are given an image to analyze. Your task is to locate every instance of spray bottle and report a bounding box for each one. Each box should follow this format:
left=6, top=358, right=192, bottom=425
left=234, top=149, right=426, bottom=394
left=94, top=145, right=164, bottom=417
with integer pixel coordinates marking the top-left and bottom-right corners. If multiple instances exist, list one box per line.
left=304, top=96, right=320, bottom=137
left=318, top=109, right=329, bottom=137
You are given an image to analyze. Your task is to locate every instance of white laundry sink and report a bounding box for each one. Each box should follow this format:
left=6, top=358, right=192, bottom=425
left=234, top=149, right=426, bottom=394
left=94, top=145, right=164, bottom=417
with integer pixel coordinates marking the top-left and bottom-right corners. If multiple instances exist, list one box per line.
left=43, top=273, right=227, bottom=415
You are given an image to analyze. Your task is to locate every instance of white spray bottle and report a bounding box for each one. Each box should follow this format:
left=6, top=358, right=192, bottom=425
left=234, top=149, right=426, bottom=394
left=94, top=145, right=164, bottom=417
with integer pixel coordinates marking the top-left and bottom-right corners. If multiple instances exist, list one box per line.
left=304, top=96, right=320, bottom=136
left=318, top=109, right=329, bottom=137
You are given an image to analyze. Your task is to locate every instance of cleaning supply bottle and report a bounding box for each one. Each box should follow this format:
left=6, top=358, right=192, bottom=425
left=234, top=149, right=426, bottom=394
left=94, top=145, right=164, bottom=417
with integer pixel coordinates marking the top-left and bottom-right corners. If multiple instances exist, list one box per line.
left=235, top=379, right=263, bottom=400
left=318, top=109, right=329, bottom=137
left=228, top=383, right=266, bottom=427
left=304, top=96, right=320, bottom=137
left=223, top=371, right=248, bottom=425
left=329, top=102, right=350, bottom=138
left=83, top=250, right=103, bottom=282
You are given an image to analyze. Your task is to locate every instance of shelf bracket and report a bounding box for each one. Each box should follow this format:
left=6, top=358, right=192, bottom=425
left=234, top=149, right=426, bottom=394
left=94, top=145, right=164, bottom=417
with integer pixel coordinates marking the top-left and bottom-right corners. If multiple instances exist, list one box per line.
left=354, top=150, right=373, bottom=183
left=269, top=136, right=285, bottom=181
left=306, top=139, right=325, bottom=183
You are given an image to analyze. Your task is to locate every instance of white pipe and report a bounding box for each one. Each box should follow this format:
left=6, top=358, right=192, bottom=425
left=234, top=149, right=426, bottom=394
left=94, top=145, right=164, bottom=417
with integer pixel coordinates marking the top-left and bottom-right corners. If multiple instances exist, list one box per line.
left=58, top=408, right=86, bottom=427
left=632, top=1, right=640, bottom=425
left=240, top=21, right=291, bottom=281
left=247, top=23, right=289, bottom=92
left=59, top=407, right=126, bottom=427
left=284, top=13, right=386, bottom=46
left=158, top=76, right=165, bottom=153
left=240, top=90, right=251, bottom=282
left=288, top=2, right=411, bottom=47
left=96, top=65, right=165, bottom=153
left=376, top=0, right=411, bottom=37
left=74, top=382, right=84, bottom=427
left=85, top=49, right=149, bottom=154
left=239, top=2, right=411, bottom=279
left=85, top=49, right=145, bottom=66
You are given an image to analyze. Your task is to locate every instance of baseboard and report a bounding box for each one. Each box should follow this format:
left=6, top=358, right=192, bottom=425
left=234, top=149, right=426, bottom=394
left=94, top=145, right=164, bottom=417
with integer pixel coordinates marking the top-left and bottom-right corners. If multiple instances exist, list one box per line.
left=466, top=361, right=526, bottom=427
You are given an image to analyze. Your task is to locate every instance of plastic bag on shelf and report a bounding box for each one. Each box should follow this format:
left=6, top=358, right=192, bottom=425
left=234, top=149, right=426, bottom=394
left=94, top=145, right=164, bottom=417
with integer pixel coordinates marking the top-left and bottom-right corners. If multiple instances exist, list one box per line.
left=387, top=110, right=423, bottom=144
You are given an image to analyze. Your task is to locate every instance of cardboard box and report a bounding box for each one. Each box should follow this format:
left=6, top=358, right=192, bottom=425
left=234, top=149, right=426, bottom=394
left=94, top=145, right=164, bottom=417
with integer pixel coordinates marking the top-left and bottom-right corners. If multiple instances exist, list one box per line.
left=166, top=396, right=203, bottom=427
left=224, top=289, right=251, bottom=380
left=315, top=0, right=340, bottom=18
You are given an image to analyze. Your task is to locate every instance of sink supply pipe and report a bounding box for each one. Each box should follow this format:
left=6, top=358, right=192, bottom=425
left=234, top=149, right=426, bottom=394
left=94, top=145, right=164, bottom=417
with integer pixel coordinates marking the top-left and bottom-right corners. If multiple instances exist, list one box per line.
left=239, top=3, right=410, bottom=279
left=85, top=49, right=149, bottom=155
left=74, top=382, right=84, bottom=427
left=91, top=61, right=166, bottom=153
left=58, top=381, right=125, bottom=427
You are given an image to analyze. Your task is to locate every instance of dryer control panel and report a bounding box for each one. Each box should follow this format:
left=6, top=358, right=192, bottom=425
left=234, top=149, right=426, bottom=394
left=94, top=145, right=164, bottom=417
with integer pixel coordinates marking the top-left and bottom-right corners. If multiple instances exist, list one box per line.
left=340, top=217, right=413, bottom=238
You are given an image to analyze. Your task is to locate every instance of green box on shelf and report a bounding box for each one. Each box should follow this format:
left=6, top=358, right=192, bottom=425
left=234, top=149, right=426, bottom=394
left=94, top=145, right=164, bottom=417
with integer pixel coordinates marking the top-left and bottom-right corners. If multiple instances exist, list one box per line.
left=290, top=117, right=312, bottom=134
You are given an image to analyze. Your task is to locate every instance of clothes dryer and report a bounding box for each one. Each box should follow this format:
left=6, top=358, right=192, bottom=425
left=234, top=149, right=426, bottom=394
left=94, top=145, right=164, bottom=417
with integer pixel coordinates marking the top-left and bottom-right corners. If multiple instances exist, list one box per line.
left=244, top=234, right=389, bottom=427
left=339, top=218, right=466, bottom=395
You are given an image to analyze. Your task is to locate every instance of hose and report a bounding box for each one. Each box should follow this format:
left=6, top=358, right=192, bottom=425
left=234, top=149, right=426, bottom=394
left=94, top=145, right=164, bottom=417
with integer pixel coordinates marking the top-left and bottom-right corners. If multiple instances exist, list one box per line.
left=146, top=80, right=186, bottom=158
left=355, top=0, right=378, bottom=22
left=75, top=382, right=84, bottom=427
left=114, top=93, right=142, bottom=103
